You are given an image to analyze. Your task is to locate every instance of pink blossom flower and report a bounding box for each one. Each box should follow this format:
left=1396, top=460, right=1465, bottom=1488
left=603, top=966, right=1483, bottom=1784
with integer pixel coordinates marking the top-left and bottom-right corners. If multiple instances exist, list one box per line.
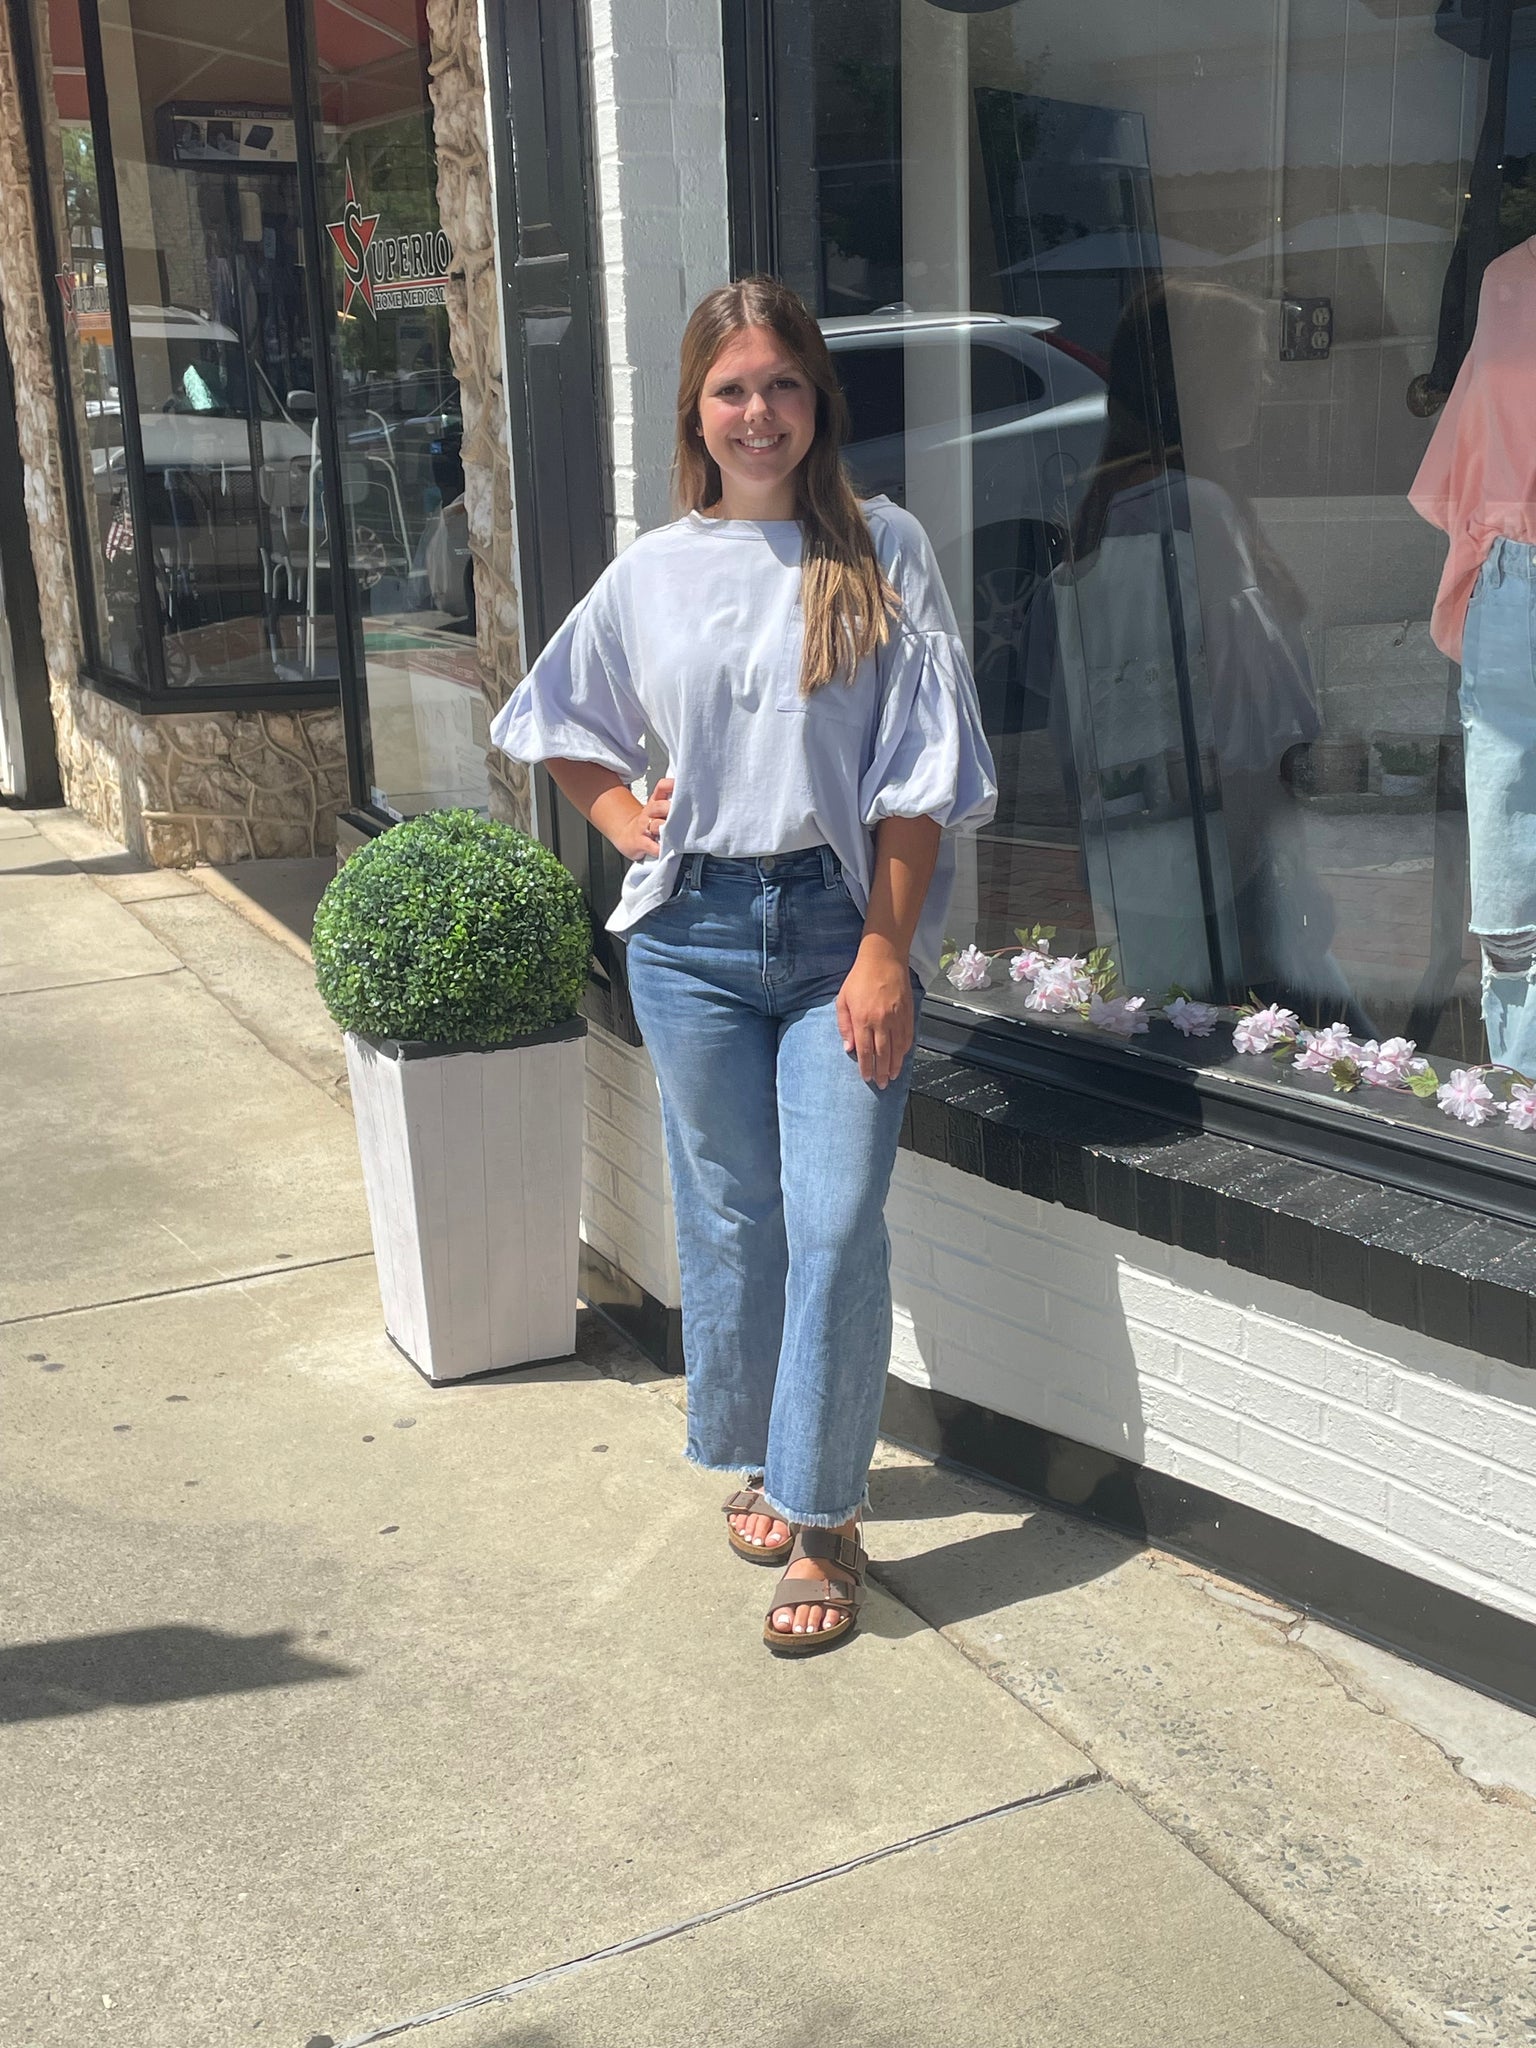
left=1231, top=1003, right=1300, bottom=1055
left=1506, top=1082, right=1536, bottom=1131
left=1026, top=957, right=1094, bottom=1012
left=1294, top=1022, right=1362, bottom=1074
left=1436, top=1068, right=1498, bottom=1126
left=1163, top=996, right=1220, bottom=1038
left=1009, top=945, right=1051, bottom=984
left=1087, top=993, right=1149, bottom=1038
left=1356, top=1036, right=1424, bottom=1089
left=946, top=944, right=991, bottom=992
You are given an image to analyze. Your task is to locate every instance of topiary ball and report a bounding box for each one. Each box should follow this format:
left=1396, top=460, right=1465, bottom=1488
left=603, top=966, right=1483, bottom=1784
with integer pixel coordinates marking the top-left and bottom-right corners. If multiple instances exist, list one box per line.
left=312, top=809, right=591, bottom=1046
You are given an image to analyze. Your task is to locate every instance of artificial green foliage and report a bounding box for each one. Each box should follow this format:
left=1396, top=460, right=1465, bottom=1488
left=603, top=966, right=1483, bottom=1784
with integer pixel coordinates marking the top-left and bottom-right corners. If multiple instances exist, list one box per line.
left=312, top=809, right=590, bottom=1046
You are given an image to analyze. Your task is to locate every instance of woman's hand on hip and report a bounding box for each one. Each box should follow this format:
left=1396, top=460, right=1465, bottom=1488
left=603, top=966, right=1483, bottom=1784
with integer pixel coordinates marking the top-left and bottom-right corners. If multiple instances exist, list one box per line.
left=545, top=762, right=674, bottom=863
left=608, top=777, right=674, bottom=862
left=837, top=937, right=913, bottom=1089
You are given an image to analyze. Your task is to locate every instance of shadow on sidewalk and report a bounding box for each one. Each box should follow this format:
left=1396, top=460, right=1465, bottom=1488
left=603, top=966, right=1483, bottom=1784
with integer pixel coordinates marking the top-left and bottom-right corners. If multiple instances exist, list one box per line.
left=0, top=1624, right=353, bottom=1722
left=868, top=1462, right=1139, bottom=1631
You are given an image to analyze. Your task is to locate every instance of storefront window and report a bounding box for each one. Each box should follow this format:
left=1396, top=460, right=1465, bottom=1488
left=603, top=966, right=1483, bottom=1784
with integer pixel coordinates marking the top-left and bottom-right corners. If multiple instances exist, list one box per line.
left=774, top=0, right=1536, bottom=1155
left=35, top=0, right=488, bottom=815
left=311, top=1, right=488, bottom=817
left=56, top=0, right=330, bottom=689
left=41, top=0, right=144, bottom=680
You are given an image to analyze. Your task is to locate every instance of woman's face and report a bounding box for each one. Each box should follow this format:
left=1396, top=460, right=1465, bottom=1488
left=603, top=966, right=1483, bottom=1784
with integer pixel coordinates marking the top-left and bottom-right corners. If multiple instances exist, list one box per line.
left=696, top=325, right=818, bottom=513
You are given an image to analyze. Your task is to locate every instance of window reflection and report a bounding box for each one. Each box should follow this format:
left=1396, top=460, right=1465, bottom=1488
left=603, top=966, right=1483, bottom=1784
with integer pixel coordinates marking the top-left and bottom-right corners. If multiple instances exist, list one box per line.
left=42, top=0, right=146, bottom=680
left=313, top=2, right=487, bottom=818
left=780, top=0, right=1536, bottom=1139
left=42, top=0, right=488, bottom=805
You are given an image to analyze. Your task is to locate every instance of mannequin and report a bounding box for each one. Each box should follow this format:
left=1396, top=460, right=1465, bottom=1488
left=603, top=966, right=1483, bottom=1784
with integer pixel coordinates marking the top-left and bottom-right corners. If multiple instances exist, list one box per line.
left=1406, top=0, right=1536, bottom=417
left=1410, top=238, right=1536, bottom=1073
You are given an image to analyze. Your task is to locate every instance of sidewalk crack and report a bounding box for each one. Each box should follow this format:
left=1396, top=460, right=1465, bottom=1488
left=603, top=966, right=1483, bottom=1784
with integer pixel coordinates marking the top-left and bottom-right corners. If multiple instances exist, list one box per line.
left=0, top=1251, right=373, bottom=1327
left=314, top=1776, right=1103, bottom=2048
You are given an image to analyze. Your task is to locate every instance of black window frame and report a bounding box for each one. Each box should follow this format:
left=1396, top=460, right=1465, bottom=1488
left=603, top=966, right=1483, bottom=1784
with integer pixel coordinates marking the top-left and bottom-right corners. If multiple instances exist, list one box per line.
left=722, top=0, right=1536, bottom=1231
left=483, top=0, right=635, bottom=1038
left=20, top=0, right=354, bottom=718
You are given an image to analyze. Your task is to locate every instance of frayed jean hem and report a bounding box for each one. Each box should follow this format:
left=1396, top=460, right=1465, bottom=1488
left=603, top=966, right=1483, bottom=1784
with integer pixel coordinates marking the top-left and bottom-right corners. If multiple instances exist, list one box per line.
left=683, top=1446, right=868, bottom=1526
left=756, top=1483, right=869, bottom=1529
left=684, top=1446, right=765, bottom=1481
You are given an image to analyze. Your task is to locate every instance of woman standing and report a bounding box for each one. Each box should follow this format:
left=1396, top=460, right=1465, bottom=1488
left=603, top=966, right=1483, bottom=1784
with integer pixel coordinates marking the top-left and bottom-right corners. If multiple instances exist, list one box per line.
left=492, top=277, right=995, bottom=1656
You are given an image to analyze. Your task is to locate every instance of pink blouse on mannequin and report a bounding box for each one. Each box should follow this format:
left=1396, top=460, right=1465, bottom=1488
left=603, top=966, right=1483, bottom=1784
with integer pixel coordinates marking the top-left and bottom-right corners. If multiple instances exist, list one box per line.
left=1409, top=239, right=1536, bottom=661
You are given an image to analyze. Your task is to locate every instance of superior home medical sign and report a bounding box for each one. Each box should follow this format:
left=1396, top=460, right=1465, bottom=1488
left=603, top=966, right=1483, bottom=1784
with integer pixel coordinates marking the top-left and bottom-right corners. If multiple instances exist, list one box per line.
left=326, top=163, right=451, bottom=316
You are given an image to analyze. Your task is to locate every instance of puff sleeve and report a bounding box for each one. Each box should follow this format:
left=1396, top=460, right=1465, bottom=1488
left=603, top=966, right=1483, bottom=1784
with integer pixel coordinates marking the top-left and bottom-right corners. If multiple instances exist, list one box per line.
left=859, top=511, right=997, bottom=832
left=490, top=573, right=648, bottom=781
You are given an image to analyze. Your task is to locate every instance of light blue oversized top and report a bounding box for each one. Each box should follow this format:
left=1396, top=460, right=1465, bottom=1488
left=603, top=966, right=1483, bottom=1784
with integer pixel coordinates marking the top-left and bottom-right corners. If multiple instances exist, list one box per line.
left=489, top=496, right=997, bottom=981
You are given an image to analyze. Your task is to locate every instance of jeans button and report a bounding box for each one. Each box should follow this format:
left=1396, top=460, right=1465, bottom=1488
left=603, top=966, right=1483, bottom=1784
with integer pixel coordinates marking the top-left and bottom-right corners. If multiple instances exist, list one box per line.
left=761, top=855, right=776, bottom=872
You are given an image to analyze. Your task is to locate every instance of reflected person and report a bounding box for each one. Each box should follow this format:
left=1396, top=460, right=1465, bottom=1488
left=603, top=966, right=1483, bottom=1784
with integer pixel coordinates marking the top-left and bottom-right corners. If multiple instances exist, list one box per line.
left=1026, top=277, right=1362, bottom=1026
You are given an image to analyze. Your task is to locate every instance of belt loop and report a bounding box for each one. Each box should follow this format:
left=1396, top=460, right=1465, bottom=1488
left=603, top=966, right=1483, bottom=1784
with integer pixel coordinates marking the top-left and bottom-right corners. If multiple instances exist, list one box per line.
left=820, top=845, right=836, bottom=888
left=1488, top=537, right=1507, bottom=590
left=686, top=851, right=705, bottom=892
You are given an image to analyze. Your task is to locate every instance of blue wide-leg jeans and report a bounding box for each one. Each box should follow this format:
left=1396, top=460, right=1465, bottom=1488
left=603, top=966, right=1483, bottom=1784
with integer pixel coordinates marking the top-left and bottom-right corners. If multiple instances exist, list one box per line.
left=624, top=845, right=918, bottom=1527
left=1461, top=537, right=1536, bottom=1074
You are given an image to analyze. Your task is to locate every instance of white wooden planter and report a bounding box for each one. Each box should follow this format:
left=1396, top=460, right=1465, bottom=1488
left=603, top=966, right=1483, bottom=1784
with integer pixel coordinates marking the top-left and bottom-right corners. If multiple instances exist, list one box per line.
left=344, top=1018, right=587, bottom=1382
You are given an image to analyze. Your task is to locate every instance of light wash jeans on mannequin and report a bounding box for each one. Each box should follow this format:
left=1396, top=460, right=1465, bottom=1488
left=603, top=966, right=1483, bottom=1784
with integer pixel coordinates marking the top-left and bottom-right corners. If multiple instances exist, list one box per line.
left=1461, top=537, right=1536, bottom=1076
left=624, top=846, right=919, bottom=1527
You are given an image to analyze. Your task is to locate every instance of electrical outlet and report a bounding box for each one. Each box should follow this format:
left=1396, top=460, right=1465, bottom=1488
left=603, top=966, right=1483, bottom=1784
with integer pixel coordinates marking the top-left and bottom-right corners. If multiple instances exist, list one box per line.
left=1279, top=296, right=1333, bottom=361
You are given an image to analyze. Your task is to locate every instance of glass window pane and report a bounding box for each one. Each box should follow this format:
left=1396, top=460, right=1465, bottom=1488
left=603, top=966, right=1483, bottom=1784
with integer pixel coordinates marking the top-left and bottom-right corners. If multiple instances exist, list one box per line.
left=312, top=3, right=488, bottom=818
left=88, top=0, right=329, bottom=688
left=41, top=0, right=145, bottom=681
left=778, top=0, right=1536, bottom=1154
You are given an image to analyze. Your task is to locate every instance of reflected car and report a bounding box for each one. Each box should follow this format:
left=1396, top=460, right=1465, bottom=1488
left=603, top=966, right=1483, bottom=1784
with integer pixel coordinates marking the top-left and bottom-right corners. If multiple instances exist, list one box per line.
left=822, top=308, right=1108, bottom=729
left=89, top=306, right=315, bottom=629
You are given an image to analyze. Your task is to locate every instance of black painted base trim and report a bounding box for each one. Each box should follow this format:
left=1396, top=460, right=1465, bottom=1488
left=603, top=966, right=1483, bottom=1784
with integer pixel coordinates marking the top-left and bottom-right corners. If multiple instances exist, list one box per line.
left=880, top=1376, right=1536, bottom=1716
left=903, top=1049, right=1536, bottom=1372
left=579, top=1240, right=684, bottom=1374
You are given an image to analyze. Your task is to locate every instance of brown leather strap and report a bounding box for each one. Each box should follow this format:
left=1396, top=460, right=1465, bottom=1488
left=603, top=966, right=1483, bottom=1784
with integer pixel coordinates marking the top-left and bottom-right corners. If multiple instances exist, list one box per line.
left=788, top=1528, right=866, bottom=1579
left=766, top=1574, right=861, bottom=1618
left=722, top=1488, right=766, bottom=1516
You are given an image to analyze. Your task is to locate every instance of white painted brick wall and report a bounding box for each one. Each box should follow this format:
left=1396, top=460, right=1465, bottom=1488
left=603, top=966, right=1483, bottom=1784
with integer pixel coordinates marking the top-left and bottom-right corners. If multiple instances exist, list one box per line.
left=582, top=1025, right=680, bottom=1311
left=585, top=0, right=731, bottom=551
left=890, top=1151, right=1536, bottom=1627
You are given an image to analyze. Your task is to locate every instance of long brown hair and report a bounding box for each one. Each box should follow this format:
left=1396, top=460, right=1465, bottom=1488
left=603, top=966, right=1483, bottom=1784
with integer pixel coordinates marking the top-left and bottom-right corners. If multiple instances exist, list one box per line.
left=673, top=276, right=899, bottom=694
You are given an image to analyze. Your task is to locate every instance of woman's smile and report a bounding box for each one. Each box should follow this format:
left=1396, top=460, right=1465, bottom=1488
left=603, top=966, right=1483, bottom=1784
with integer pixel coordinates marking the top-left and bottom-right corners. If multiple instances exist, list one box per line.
left=697, top=325, right=817, bottom=517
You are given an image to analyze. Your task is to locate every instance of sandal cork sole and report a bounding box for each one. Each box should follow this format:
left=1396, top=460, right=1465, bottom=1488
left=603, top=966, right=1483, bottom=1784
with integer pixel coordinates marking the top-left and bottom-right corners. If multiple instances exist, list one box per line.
left=763, top=1613, right=857, bottom=1655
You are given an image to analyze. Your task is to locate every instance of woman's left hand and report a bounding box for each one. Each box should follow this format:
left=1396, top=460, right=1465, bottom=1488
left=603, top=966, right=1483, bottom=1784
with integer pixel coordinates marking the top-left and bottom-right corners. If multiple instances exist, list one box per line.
left=837, top=938, right=914, bottom=1089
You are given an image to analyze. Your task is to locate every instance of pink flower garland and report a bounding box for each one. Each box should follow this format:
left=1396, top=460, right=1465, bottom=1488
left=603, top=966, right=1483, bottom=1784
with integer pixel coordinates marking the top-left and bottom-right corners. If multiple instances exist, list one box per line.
left=941, top=926, right=1535, bottom=1131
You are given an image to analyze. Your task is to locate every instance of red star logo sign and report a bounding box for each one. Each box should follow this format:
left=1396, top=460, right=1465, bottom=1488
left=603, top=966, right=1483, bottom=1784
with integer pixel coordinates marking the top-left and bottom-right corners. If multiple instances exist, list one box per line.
left=326, top=163, right=380, bottom=315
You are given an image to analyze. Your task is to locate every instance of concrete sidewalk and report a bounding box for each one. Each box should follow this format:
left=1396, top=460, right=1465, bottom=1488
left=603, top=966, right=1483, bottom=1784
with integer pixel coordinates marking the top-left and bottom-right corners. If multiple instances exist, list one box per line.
left=2, top=805, right=1532, bottom=2048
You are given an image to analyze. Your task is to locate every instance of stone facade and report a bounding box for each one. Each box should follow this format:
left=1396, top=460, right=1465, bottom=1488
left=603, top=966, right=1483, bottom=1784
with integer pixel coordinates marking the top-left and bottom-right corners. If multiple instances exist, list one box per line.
left=427, top=0, right=529, bottom=833
left=0, top=0, right=520, bottom=858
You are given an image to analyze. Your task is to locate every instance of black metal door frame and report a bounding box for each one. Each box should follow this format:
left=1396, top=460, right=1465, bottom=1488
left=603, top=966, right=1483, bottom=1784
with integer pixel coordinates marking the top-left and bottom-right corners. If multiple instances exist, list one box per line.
left=0, top=301, right=58, bottom=804
left=3, top=0, right=99, bottom=685
left=484, top=0, right=635, bottom=1037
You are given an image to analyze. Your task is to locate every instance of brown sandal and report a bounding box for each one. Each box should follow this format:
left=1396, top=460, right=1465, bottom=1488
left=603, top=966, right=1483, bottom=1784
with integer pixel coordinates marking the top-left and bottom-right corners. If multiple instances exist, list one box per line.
left=722, top=1482, right=792, bottom=1565
left=763, top=1528, right=866, bottom=1655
